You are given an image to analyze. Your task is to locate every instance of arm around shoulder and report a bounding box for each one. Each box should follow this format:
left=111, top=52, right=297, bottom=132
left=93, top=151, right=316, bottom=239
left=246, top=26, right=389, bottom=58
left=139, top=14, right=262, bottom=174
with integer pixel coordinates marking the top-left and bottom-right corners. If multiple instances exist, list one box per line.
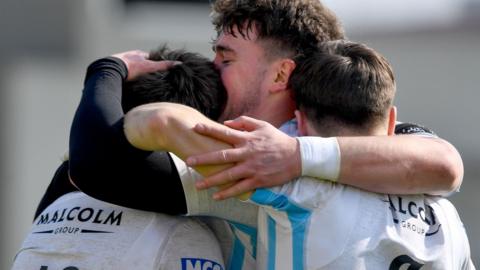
left=423, top=137, right=463, bottom=195
left=336, top=135, right=463, bottom=196
left=124, top=102, right=234, bottom=175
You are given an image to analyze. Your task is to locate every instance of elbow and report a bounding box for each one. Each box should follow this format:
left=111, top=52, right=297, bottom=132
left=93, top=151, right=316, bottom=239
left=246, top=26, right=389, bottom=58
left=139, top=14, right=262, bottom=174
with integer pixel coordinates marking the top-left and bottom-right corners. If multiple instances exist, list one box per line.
left=432, top=139, right=464, bottom=195
left=124, top=104, right=168, bottom=150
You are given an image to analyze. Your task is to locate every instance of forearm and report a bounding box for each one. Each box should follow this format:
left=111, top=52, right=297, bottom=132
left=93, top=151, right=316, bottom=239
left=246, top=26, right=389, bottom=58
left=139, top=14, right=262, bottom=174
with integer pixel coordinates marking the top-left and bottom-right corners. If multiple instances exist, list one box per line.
left=69, top=57, right=141, bottom=180
left=69, top=58, right=187, bottom=213
left=180, top=117, right=464, bottom=199
left=124, top=103, right=256, bottom=200
left=124, top=102, right=234, bottom=177
left=336, top=135, right=463, bottom=195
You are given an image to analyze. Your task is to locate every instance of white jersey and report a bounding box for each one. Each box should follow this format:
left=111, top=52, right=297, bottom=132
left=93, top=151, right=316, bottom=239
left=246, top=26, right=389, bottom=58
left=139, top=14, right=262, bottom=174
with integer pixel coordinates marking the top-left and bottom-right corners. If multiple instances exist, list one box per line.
left=11, top=191, right=225, bottom=270
left=249, top=178, right=475, bottom=270
left=171, top=153, right=258, bottom=270
left=168, top=119, right=470, bottom=270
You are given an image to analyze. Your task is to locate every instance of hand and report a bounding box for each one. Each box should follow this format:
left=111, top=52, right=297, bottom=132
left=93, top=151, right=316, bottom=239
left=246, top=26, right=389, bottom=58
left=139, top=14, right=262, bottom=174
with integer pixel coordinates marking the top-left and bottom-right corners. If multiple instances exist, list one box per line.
left=186, top=116, right=301, bottom=200
left=112, top=50, right=180, bottom=81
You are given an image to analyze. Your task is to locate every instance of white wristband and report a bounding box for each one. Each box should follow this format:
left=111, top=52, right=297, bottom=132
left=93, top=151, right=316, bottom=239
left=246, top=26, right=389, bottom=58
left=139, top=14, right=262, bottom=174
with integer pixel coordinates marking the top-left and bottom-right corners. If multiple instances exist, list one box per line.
left=297, top=136, right=341, bottom=182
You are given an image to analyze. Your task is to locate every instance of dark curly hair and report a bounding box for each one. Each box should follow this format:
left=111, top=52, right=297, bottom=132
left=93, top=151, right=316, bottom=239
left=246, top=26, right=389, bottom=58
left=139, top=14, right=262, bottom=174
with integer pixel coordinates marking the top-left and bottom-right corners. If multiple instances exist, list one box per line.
left=211, top=0, right=345, bottom=58
left=122, top=45, right=226, bottom=120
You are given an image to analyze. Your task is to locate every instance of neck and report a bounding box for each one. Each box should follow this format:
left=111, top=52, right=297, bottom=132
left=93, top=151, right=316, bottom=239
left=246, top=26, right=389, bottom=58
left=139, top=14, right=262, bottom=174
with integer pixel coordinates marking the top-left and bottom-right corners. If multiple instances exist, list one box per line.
left=257, top=95, right=296, bottom=128
left=306, top=121, right=388, bottom=137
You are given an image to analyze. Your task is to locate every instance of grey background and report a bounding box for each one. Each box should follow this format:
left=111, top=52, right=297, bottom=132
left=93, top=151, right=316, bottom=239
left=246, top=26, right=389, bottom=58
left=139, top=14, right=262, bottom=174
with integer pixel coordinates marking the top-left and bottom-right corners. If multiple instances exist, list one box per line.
left=1, top=0, right=478, bottom=268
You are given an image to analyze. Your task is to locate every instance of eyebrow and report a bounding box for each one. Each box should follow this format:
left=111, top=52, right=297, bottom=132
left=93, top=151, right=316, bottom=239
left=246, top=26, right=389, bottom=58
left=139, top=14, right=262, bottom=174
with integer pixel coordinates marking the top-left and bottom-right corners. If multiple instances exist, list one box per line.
left=212, top=44, right=235, bottom=54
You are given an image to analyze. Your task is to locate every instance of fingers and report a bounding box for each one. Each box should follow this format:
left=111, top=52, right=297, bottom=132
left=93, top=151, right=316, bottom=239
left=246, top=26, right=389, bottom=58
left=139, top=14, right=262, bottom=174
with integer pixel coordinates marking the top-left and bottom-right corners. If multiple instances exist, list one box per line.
left=224, top=116, right=268, bottom=132
left=141, top=59, right=181, bottom=75
left=193, top=122, right=246, bottom=145
left=111, top=50, right=149, bottom=71
left=194, top=166, right=256, bottom=200
left=126, top=59, right=181, bottom=81
left=187, top=147, right=245, bottom=167
left=212, top=178, right=257, bottom=200
left=111, top=50, right=181, bottom=81
left=195, top=164, right=250, bottom=189
left=112, top=50, right=149, bottom=60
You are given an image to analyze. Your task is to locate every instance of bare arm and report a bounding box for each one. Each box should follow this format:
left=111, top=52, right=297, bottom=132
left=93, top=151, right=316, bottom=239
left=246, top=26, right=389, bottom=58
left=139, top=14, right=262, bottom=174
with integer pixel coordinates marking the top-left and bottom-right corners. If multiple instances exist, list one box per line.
left=185, top=116, right=463, bottom=199
left=337, top=135, right=463, bottom=195
left=124, top=102, right=233, bottom=176
left=124, top=102, right=252, bottom=200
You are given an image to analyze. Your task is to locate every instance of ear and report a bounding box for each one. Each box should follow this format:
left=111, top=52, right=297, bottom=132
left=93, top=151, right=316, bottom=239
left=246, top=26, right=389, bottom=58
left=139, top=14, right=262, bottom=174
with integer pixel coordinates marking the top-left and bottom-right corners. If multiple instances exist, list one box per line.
left=295, top=109, right=308, bottom=136
left=387, top=106, right=397, bottom=136
left=270, top=59, right=296, bottom=93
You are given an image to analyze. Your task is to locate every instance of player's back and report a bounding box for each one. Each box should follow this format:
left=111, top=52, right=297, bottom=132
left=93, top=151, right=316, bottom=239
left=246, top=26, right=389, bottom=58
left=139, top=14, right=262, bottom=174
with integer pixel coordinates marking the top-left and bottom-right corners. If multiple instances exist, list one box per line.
left=323, top=188, right=475, bottom=269
left=251, top=177, right=475, bottom=270
left=11, top=191, right=225, bottom=270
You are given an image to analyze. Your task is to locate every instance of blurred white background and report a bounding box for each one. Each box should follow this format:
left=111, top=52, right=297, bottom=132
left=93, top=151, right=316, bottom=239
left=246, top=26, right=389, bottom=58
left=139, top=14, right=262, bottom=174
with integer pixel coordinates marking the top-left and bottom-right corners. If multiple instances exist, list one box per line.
left=1, top=0, right=478, bottom=268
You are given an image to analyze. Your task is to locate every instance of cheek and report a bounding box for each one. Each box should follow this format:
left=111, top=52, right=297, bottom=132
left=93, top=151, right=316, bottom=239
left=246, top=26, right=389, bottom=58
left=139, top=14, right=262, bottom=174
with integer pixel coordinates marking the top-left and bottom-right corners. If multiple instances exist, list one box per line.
left=220, top=68, right=236, bottom=95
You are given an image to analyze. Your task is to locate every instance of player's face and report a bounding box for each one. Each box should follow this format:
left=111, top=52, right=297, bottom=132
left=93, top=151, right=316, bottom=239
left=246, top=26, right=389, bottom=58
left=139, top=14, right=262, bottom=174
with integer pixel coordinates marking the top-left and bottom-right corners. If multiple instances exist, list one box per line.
left=213, top=25, right=273, bottom=122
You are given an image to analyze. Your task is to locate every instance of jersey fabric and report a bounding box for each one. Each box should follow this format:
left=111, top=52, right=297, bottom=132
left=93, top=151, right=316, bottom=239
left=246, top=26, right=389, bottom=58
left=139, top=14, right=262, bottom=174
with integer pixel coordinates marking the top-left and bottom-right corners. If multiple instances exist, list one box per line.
left=49, top=56, right=450, bottom=215
left=32, top=56, right=464, bottom=270
left=11, top=192, right=225, bottom=270
left=248, top=120, right=473, bottom=270
left=69, top=57, right=188, bottom=214
left=149, top=121, right=456, bottom=270
left=249, top=177, right=474, bottom=270
left=171, top=153, right=258, bottom=270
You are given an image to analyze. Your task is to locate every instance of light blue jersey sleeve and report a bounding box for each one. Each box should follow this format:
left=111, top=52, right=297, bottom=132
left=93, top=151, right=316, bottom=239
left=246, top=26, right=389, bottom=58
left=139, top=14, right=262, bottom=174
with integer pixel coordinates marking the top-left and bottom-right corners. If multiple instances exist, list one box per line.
left=249, top=178, right=361, bottom=270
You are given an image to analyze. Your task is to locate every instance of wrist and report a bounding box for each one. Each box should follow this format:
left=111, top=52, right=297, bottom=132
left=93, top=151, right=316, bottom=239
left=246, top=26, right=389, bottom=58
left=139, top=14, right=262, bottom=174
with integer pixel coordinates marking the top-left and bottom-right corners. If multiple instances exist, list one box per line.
left=297, top=136, right=341, bottom=181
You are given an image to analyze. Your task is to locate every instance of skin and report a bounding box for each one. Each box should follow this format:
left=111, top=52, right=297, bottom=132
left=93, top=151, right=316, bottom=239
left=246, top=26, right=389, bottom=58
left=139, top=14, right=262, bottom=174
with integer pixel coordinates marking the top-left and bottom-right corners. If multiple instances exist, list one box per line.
left=124, top=102, right=252, bottom=200
left=212, top=25, right=297, bottom=127
left=120, top=48, right=471, bottom=269
left=296, top=107, right=396, bottom=142
left=119, top=24, right=464, bottom=200
left=185, top=25, right=464, bottom=199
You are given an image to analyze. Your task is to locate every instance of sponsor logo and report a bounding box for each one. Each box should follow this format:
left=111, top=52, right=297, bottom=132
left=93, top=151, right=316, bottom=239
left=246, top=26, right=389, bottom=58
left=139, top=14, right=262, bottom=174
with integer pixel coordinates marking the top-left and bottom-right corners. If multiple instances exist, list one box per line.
left=33, top=206, right=123, bottom=235
left=385, top=195, right=441, bottom=236
left=181, top=258, right=223, bottom=270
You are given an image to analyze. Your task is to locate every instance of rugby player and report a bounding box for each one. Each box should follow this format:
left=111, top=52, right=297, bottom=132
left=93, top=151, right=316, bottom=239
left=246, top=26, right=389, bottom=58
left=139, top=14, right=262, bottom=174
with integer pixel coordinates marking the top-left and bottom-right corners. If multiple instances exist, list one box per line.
left=11, top=46, right=228, bottom=270
left=247, top=40, right=475, bottom=269
left=31, top=0, right=464, bottom=269
left=122, top=40, right=475, bottom=269
left=69, top=0, right=462, bottom=219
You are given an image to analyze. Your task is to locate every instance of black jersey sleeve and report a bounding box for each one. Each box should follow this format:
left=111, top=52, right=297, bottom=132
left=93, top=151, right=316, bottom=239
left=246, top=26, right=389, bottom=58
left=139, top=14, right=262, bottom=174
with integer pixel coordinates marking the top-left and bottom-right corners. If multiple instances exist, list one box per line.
left=68, top=57, right=187, bottom=214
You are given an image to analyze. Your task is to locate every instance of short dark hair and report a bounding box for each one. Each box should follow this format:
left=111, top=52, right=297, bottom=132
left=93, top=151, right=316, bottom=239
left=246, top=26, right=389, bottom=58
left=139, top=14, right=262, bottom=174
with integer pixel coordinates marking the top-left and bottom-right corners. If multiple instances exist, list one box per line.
left=122, top=45, right=226, bottom=120
left=211, top=0, right=345, bottom=58
left=290, top=40, right=396, bottom=135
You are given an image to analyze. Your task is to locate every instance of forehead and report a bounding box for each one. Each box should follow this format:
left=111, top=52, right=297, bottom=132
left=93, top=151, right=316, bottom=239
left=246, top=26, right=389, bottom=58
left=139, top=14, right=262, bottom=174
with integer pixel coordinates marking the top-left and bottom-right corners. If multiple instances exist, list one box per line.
left=214, top=24, right=263, bottom=53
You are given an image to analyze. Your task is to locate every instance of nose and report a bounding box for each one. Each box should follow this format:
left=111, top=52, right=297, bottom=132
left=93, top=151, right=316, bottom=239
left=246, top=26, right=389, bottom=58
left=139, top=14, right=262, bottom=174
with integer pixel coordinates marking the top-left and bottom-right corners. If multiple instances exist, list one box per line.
left=213, top=55, right=222, bottom=70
